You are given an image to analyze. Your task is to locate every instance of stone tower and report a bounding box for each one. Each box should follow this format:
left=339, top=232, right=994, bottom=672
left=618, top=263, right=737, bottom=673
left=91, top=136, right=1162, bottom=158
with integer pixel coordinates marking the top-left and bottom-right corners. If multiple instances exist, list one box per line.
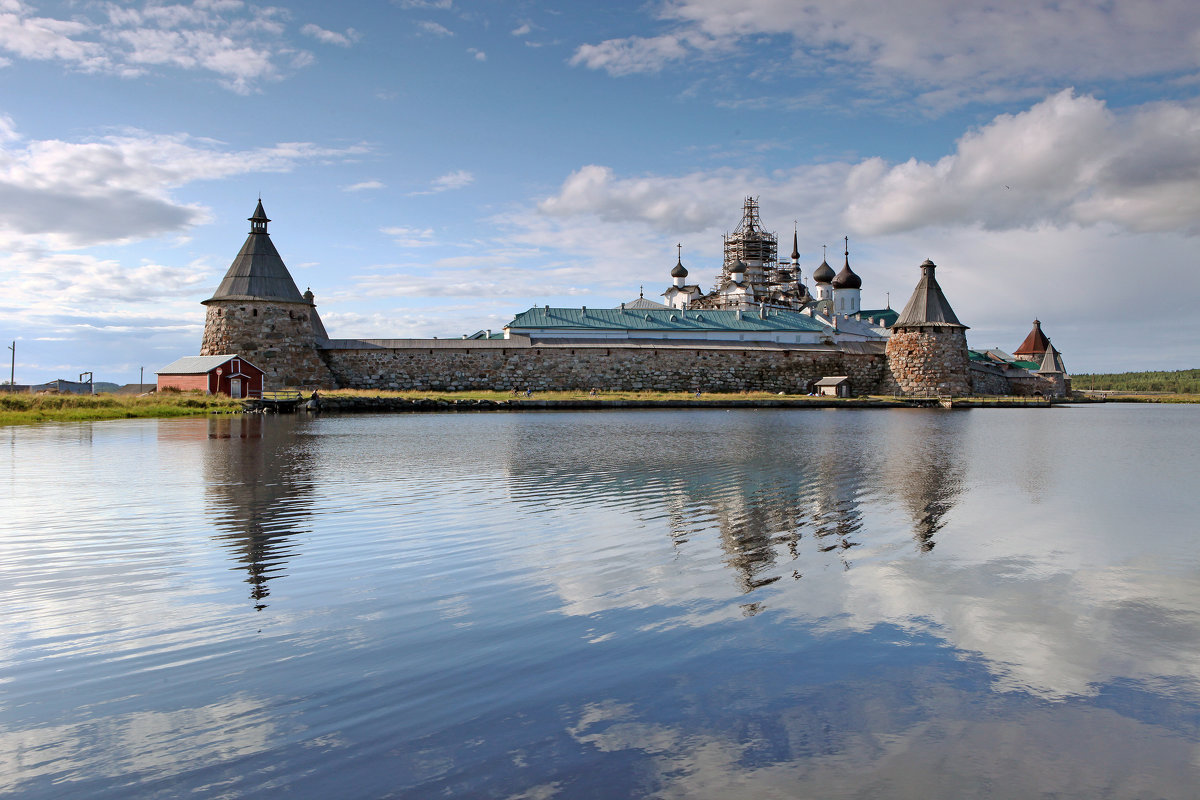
left=201, top=201, right=334, bottom=388
left=885, top=259, right=971, bottom=396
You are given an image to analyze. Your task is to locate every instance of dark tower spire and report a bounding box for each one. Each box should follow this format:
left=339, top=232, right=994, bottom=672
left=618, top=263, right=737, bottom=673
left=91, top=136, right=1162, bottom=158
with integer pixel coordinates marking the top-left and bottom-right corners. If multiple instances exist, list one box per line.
left=832, top=235, right=862, bottom=290
left=205, top=200, right=304, bottom=303
left=250, top=199, right=270, bottom=234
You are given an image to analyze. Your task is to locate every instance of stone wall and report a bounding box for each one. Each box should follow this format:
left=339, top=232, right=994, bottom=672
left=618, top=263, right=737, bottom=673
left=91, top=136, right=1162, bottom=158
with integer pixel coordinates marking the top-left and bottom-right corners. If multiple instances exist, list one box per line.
left=969, top=363, right=1011, bottom=395
left=885, top=328, right=971, bottom=396
left=202, top=300, right=334, bottom=388
left=321, top=344, right=892, bottom=395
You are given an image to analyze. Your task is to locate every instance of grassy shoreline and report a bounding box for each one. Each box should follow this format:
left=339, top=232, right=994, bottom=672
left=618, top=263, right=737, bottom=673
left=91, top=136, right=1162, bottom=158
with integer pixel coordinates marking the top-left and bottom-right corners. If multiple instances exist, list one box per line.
left=3, top=388, right=1197, bottom=426
left=0, top=392, right=243, bottom=426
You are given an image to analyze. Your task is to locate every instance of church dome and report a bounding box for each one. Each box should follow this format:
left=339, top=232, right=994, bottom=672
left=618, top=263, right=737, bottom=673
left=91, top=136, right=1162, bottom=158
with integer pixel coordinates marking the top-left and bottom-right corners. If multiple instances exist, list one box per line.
left=832, top=263, right=862, bottom=289
left=729, top=259, right=747, bottom=274
left=813, top=259, right=835, bottom=283
left=671, top=260, right=688, bottom=278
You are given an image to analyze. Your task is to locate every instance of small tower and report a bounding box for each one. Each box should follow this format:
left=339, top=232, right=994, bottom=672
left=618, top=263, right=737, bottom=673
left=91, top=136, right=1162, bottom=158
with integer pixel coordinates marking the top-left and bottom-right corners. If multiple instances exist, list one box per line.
left=886, top=259, right=971, bottom=396
left=1035, top=338, right=1070, bottom=397
left=1014, top=319, right=1050, bottom=363
left=201, top=201, right=334, bottom=388
left=671, top=243, right=688, bottom=288
left=831, top=236, right=862, bottom=315
left=812, top=245, right=835, bottom=303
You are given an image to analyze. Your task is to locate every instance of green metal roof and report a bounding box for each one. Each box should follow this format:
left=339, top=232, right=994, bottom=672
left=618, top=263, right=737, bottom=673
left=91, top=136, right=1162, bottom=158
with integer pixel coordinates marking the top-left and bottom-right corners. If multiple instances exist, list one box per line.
left=507, top=306, right=830, bottom=334
left=856, top=308, right=898, bottom=327
left=1012, top=360, right=1041, bottom=370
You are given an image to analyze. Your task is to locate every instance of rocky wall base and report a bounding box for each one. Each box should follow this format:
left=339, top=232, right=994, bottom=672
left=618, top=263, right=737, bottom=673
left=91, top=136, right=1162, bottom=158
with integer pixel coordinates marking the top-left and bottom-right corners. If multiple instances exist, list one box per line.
left=322, top=345, right=892, bottom=395
left=202, top=301, right=335, bottom=388
left=885, top=328, right=971, bottom=396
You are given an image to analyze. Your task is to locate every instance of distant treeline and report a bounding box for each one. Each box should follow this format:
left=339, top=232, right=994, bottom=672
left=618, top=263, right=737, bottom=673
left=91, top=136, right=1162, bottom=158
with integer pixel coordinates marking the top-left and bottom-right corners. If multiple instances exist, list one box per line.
left=1073, top=368, right=1200, bottom=393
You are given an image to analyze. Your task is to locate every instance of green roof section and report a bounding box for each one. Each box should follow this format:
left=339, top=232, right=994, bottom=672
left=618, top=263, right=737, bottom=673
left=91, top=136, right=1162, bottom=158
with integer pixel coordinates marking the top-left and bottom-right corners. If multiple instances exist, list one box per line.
left=855, top=308, right=898, bottom=327
left=507, top=306, right=831, bottom=334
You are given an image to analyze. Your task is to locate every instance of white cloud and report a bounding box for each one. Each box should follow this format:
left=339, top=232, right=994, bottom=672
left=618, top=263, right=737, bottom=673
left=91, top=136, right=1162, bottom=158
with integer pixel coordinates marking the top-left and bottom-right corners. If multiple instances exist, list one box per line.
left=571, top=0, right=1200, bottom=106
left=0, top=0, right=331, bottom=92
left=300, top=23, right=359, bottom=47
left=845, top=90, right=1200, bottom=235
left=416, top=20, right=453, bottom=37
left=381, top=225, right=436, bottom=247
left=0, top=121, right=366, bottom=249
left=467, top=47, right=485, bottom=61
left=535, top=92, right=1200, bottom=241
left=511, top=22, right=532, bottom=36
left=344, top=180, right=385, bottom=192
left=395, top=0, right=454, bottom=9
left=407, top=169, right=474, bottom=196
left=569, top=34, right=689, bottom=76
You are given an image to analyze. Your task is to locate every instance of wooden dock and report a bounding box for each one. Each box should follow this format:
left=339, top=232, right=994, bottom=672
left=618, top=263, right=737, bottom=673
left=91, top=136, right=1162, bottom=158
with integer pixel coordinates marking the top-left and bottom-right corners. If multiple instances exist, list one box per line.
left=243, top=390, right=306, bottom=413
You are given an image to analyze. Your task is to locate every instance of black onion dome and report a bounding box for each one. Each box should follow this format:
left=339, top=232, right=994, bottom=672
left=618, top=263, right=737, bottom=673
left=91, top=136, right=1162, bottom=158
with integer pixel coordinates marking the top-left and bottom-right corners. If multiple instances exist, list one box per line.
left=813, top=259, right=835, bottom=283
left=671, top=258, right=688, bottom=278
left=729, top=259, right=747, bottom=274
left=832, top=262, right=862, bottom=289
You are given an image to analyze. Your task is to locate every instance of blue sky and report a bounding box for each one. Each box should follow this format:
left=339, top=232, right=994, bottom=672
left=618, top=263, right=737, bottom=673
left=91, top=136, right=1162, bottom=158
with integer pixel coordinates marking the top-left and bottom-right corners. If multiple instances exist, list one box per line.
left=2, top=0, right=1199, bottom=384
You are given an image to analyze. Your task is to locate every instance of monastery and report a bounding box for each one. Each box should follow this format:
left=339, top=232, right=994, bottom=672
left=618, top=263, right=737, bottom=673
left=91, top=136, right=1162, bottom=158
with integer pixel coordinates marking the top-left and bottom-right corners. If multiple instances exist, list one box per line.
left=170, top=199, right=1070, bottom=398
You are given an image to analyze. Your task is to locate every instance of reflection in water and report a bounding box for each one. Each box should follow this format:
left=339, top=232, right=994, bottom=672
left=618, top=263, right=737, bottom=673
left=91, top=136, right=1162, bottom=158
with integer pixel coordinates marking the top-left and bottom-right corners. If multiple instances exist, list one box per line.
left=2, top=406, right=1198, bottom=798
left=500, top=410, right=959, bottom=597
left=203, top=416, right=314, bottom=609
left=881, top=412, right=966, bottom=551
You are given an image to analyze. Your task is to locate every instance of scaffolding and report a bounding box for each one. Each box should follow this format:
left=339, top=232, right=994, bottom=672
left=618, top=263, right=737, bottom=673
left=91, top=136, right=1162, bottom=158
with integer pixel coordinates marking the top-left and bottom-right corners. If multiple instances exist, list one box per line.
left=723, top=197, right=779, bottom=273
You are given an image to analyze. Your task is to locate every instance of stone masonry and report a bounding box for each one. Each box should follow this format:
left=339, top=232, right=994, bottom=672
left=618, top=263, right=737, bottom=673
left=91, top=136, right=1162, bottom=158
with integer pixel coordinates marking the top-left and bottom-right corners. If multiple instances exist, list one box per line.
left=202, top=300, right=334, bottom=388
left=885, top=328, right=971, bottom=396
left=321, top=343, right=891, bottom=395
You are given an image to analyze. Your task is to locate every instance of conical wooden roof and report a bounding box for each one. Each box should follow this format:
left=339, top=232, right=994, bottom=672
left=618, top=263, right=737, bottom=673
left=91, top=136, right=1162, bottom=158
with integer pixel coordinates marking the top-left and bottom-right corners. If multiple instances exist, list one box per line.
left=204, top=201, right=305, bottom=304
left=893, top=259, right=966, bottom=329
left=1014, top=319, right=1050, bottom=358
left=1037, top=340, right=1067, bottom=374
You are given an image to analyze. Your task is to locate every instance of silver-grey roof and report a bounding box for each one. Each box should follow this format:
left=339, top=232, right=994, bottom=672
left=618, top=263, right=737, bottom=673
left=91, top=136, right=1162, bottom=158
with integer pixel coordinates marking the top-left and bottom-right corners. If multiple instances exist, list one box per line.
left=1037, top=340, right=1067, bottom=374
left=893, top=259, right=967, bottom=329
left=204, top=202, right=306, bottom=304
left=157, top=354, right=241, bottom=374
left=623, top=296, right=669, bottom=310
left=814, top=375, right=850, bottom=386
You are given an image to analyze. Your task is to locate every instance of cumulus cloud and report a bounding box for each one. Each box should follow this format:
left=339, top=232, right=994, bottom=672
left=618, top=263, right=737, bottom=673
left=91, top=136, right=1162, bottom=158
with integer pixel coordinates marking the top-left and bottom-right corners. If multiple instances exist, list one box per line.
left=536, top=92, right=1200, bottom=241
left=300, top=23, right=359, bottom=47
left=570, top=0, right=1200, bottom=106
left=344, top=180, right=385, bottom=192
left=569, top=34, right=689, bottom=76
left=0, top=122, right=366, bottom=249
left=466, top=47, right=485, bottom=61
left=407, top=169, right=474, bottom=196
left=0, top=0, right=334, bottom=92
left=416, top=20, right=453, bottom=37
left=845, top=90, right=1200, bottom=235
left=381, top=225, right=436, bottom=247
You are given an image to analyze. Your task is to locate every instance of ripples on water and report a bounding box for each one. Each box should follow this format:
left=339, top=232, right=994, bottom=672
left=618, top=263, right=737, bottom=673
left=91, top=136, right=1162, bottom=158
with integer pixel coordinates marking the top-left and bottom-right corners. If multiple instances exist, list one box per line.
left=1, top=406, right=1199, bottom=798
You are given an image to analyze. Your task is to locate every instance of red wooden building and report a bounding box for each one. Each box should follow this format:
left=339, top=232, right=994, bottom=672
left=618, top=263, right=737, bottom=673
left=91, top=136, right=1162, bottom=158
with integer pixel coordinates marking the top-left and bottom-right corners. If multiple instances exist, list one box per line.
left=156, top=354, right=265, bottom=398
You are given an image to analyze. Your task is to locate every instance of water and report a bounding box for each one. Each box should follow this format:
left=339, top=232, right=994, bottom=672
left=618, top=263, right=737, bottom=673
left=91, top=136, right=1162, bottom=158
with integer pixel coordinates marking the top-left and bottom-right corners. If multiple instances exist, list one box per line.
left=1, top=405, right=1198, bottom=798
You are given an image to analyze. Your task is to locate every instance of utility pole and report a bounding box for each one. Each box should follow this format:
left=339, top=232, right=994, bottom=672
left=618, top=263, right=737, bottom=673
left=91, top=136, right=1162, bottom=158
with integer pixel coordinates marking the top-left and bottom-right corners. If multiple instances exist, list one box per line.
left=7, top=341, right=13, bottom=386
left=140, top=366, right=144, bottom=390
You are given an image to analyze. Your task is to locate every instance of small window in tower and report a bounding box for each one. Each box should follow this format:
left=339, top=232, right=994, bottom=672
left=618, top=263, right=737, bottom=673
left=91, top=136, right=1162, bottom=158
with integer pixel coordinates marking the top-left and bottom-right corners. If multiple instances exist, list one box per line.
left=253, top=308, right=258, bottom=317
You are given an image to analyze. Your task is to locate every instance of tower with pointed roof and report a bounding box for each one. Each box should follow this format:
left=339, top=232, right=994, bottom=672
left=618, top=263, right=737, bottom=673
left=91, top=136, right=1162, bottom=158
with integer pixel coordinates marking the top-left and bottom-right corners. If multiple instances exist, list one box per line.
left=885, top=259, right=971, bottom=396
left=831, top=236, right=862, bottom=315
left=1035, top=339, right=1070, bottom=397
left=201, top=201, right=334, bottom=388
